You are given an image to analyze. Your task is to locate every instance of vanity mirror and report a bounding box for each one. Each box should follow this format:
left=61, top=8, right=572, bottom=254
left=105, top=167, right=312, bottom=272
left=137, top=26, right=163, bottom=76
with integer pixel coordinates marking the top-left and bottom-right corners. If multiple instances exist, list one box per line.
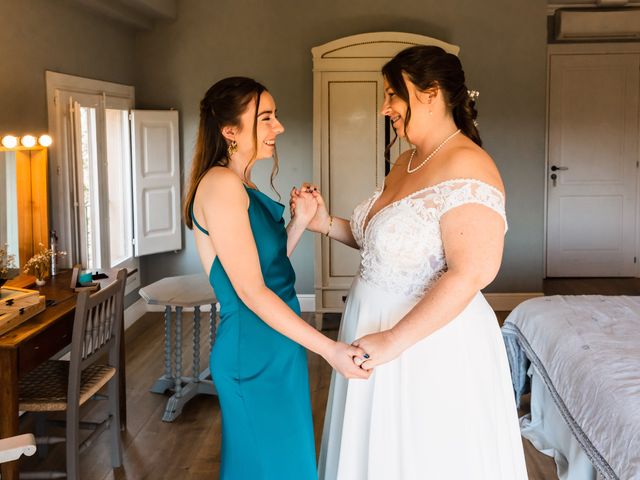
left=0, top=146, right=49, bottom=274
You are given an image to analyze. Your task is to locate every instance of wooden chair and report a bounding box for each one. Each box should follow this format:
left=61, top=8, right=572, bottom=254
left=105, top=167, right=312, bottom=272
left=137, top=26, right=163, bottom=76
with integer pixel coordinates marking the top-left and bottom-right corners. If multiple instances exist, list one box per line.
left=17, top=269, right=126, bottom=479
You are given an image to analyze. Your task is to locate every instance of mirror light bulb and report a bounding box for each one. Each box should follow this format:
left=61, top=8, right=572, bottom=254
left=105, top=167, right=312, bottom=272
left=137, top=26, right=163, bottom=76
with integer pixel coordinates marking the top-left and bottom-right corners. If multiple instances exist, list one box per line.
left=2, top=135, right=18, bottom=148
left=38, top=134, right=52, bottom=147
left=21, top=135, right=36, bottom=148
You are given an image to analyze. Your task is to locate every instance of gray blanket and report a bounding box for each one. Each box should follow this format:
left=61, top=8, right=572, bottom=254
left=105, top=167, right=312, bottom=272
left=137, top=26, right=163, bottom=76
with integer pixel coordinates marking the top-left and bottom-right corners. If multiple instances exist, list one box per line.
left=502, top=295, right=640, bottom=480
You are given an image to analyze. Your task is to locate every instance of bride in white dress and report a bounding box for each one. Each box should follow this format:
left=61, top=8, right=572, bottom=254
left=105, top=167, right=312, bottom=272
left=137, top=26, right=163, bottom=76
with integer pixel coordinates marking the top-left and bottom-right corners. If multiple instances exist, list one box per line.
left=291, top=45, right=527, bottom=480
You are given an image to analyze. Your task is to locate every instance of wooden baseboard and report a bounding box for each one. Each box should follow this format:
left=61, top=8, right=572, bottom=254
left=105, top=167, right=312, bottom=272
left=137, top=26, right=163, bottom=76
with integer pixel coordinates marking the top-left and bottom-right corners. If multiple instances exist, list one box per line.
left=123, top=293, right=544, bottom=331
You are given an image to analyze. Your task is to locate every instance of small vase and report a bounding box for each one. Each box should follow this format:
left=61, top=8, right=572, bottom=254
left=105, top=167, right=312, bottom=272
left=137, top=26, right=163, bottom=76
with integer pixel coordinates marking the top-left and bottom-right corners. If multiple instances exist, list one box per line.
left=35, top=278, right=46, bottom=286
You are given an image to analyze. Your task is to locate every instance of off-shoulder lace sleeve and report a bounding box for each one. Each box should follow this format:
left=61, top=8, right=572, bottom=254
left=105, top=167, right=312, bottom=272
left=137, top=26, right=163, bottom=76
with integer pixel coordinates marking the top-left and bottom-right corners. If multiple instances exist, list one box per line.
left=437, top=179, right=508, bottom=232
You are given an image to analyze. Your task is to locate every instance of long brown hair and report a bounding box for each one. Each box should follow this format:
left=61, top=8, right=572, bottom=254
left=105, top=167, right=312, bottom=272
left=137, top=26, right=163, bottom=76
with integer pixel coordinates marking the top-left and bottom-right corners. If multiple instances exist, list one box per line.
left=183, top=76, right=279, bottom=229
left=382, top=45, right=482, bottom=156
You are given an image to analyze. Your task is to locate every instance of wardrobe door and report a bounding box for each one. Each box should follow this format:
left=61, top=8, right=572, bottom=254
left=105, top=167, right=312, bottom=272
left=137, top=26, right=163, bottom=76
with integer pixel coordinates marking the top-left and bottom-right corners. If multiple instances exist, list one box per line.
left=320, top=71, right=386, bottom=309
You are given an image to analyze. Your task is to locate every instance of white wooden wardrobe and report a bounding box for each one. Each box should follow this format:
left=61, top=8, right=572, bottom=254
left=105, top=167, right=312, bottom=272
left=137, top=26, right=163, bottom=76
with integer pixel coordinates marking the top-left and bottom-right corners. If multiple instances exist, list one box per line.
left=311, top=32, right=459, bottom=328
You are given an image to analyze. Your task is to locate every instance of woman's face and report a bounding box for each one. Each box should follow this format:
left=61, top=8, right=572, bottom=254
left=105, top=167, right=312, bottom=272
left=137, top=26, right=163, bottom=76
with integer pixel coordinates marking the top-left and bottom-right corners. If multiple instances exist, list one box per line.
left=234, top=91, right=284, bottom=161
left=380, top=74, right=433, bottom=142
left=380, top=78, right=409, bottom=138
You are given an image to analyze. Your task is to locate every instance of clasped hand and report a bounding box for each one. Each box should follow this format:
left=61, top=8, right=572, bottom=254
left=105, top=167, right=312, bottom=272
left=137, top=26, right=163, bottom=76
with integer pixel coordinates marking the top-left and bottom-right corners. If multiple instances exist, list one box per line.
left=327, top=342, right=372, bottom=380
left=289, top=183, right=330, bottom=233
left=351, top=330, right=403, bottom=371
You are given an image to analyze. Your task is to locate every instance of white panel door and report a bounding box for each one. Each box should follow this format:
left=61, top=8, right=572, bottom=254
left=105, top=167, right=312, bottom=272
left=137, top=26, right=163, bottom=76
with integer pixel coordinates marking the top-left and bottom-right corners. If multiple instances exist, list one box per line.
left=322, top=72, right=386, bottom=284
left=131, top=110, right=182, bottom=256
left=547, top=54, right=639, bottom=276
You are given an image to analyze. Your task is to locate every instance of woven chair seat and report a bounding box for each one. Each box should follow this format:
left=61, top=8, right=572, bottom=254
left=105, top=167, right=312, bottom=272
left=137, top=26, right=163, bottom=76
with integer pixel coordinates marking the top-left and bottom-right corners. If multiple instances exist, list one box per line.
left=19, top=360, right=116, bottom=412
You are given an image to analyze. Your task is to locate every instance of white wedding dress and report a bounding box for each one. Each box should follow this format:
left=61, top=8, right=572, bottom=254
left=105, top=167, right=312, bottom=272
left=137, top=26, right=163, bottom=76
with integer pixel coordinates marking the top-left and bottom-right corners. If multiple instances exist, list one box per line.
left=318, top=179, right=528, bottom=480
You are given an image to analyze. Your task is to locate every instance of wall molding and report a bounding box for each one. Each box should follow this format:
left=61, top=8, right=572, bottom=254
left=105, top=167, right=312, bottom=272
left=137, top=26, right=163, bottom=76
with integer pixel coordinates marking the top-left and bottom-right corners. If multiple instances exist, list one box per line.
left=124, top=298, right=149, bottom=330
left=297, top=294, right=316, bottom=313
left=124, top=294, right=320, bottom=330
left=124, top=293, right=543, bottom=331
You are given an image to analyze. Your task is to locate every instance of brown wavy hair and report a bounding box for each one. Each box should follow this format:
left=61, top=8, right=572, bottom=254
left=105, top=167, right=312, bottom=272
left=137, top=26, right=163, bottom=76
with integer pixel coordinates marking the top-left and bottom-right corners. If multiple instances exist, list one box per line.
left=382, top=45, right=481, bottom=156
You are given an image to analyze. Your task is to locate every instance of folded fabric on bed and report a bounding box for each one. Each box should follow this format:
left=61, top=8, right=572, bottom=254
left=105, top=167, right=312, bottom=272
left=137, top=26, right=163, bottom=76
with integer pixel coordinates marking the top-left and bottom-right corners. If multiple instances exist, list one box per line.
left=502, top=295, right=640, bottom=480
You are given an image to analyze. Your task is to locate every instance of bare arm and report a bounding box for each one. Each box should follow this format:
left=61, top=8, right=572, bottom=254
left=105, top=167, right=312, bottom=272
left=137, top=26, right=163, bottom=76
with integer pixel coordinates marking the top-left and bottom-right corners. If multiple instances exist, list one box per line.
left=354, top=202, right=506, bottom=369
left=197, top=169, right=369, bottom=379
left=316, top=215, right=358, bottom=249
left=290, top=185, right=359, bottom=249
left=286, top=219, right=307, bottom=257
left=286, top=189, right=317, bottom=257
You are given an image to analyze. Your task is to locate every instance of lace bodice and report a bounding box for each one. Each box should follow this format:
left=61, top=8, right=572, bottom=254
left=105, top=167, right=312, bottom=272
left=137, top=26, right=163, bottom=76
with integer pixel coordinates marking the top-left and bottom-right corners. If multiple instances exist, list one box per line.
left=350, top=179, right=507, bottom=299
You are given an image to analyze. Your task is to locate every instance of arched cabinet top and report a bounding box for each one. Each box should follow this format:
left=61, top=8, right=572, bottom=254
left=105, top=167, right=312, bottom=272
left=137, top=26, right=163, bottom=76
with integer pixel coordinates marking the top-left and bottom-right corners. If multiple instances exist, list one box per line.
left=312, top=32, right=459, bottom=71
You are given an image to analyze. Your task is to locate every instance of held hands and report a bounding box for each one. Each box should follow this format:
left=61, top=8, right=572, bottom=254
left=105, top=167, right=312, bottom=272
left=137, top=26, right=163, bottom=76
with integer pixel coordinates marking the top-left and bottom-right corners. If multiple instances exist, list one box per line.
left=352, top=330, right=403, bottom=371
left=290, top=183, right=331, bottom=234
left=288, top=186, right=317, bottom=227
left=324, top=341, right=372, bottom=380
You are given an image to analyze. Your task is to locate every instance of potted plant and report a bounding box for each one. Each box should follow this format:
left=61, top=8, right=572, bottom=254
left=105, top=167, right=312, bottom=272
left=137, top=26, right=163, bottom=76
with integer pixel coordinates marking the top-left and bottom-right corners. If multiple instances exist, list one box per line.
left=23, top=243, right=66, bottom=286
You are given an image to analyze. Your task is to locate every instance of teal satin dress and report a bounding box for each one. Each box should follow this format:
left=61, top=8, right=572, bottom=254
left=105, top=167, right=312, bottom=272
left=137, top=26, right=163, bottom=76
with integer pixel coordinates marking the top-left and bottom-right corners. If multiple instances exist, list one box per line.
left=191, top=186, right=316, bottom=479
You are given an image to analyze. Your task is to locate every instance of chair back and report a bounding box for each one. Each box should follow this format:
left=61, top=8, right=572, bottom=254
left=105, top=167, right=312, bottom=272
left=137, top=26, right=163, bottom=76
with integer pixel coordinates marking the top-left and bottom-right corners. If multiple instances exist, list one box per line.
left=68, top=269, right=127, bottom=395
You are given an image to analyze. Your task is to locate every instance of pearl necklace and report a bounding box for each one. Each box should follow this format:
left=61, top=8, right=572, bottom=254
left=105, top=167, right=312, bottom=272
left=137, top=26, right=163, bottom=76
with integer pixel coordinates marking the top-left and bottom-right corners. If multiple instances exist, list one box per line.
left=406, top=129, right=461, bottom=174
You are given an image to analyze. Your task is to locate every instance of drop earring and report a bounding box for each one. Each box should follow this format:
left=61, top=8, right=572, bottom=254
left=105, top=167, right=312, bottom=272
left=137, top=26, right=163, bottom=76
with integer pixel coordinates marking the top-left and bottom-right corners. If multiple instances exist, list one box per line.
left=227, top=140, right=238, bottom=157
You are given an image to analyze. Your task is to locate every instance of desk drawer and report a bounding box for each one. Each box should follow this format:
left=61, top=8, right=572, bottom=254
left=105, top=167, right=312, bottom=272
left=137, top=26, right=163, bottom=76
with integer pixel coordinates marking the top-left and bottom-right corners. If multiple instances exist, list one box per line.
left=18, top=313, right=74, bottom=378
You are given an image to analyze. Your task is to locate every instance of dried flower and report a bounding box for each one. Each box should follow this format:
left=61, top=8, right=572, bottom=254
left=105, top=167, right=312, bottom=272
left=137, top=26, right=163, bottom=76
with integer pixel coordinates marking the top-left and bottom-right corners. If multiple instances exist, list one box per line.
left=23, top=243, right=67, bottom=280
left=0, top=244, right=16, bottom=279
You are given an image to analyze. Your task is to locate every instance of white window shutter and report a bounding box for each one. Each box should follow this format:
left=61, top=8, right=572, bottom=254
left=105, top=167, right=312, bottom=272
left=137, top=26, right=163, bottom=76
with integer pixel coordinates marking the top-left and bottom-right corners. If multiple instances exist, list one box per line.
left=130, top=109, right=182, bottom=256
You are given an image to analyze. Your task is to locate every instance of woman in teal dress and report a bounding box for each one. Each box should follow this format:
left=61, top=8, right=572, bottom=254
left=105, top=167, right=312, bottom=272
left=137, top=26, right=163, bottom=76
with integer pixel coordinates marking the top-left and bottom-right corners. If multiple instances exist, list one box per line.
left=183, top=77, right=370, bottom=479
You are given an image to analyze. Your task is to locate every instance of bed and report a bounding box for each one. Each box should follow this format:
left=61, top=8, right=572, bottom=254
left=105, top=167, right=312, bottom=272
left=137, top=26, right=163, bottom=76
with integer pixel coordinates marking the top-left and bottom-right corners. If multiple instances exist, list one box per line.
left=502, top=295, right=640, bottom=480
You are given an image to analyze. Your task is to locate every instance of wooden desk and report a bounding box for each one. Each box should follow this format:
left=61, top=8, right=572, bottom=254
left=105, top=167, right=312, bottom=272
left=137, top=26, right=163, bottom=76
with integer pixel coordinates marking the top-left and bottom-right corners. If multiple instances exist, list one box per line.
left=0, top=269, right=126, bottom=480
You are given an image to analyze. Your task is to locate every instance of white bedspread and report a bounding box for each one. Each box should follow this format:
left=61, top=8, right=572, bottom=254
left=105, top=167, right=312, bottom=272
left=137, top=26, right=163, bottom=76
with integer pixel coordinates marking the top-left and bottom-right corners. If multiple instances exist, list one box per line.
left=502, top=295, right=640, bottom=480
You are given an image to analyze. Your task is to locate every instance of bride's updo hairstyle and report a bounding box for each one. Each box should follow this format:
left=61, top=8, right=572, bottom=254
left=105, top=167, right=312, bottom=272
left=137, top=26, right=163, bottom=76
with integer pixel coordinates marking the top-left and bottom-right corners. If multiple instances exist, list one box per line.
left=382, top=45, right=482, bottom=147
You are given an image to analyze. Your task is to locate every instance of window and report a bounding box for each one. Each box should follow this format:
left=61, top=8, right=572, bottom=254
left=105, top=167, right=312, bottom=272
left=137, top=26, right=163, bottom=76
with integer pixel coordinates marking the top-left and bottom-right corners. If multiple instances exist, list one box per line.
left=46, top=72, right=181, bottom=296
left=105, top=108, right=133, bottom=268
left=76, top=104, right=101, bottom=268
left=47, top=73, right=138, bottom=293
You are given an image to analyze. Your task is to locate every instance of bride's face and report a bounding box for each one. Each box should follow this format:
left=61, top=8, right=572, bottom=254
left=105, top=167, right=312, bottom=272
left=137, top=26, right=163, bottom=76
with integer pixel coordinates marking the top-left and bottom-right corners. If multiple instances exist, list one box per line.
left=381, top=74, right=433, bottom=142
left=381, top=78, right=409, bottom=138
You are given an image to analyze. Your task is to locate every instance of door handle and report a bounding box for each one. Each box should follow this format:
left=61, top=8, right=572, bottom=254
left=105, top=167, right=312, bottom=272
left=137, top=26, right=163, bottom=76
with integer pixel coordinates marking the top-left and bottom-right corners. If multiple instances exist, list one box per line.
left=550, top=165, right=568, bottom=172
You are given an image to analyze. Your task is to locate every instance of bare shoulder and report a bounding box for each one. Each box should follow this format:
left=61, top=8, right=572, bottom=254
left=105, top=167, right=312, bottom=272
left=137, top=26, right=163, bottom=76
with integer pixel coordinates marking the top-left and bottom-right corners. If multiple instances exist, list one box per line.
left=196, top=167, right=248, bottom=208
left=199, top=167, right=245, bottom=197
left=439, top=142, right=504, bottom=194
